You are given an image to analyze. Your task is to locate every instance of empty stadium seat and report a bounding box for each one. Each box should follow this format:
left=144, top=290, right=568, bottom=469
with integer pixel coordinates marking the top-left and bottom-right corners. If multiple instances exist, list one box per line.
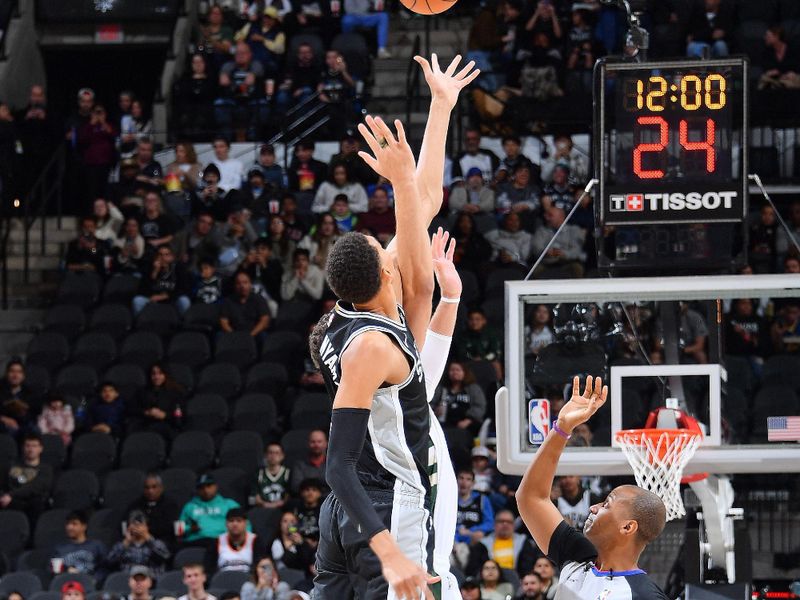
left=244, top=362, right=288, bottom=397
left=102, top=274, right=141, bottom=305
left=182, top=304, right=221, bottom=334
left=0, top=510, right=30, bottom=556
left=71, top=332, right=117, bottom=371
left=89, top=303, right=133, bottom=340
left=219, top=431, right=263, bottom=474
left=260, top=331, right=304, bottom=364
left=167, top=331, right=211, bottom=369
left=156, top=570, right=187, bottom=594
left=209, top=570, right=248, bottom=593
left=136, top=303, right=179, bottom=336
left=247, top=507, right=281, bottom=544
left=210, top=466, right=248, bottom=505
left=104, top=363, right=147, bottom=400
left=70, top=432, right=116, bottom=474
left=196, top=363, right=241, bottom=399
left=51, top=469, right=100, bottom=510
left=159, top=468, right=197, bottom=507
left=215, top=331, right=257, bottom=368
left=33, top=508, right=71, bottom=548
left=0, top=433, right=17, bottom=466
left=103, top=468, right=146, bottom=509
left=231, top=393, right=278, bottom=439
left=56, top=271, right=101, bottom=308
left=185, top=394, right=229, bottom=434
left=119, top=431, right=167, bottom=472
left=120, top=331, right=164, bottom=369
left=0, top=572, right=43, bottom=598
left=43, top=304, right=86, bottom=341
left=167, top=362, right=195, bottom=394
left=41, top=434, right=67, bottom=469
left=172, top=547, right=208, bottom=570
left=88, top=507, right=124, bottom=547
left=26, top=332, right=70, bottom=373
left=763, top=354, right=800, bottom=388
left=277, top=568, right=306, bottom=589
left=23, top=363, right=51, bottom=400
left=54, top=364, right=98, bottom=399
left=272, top=300, right=313, bottom=332
left=103, top=571, right=134, bottom=593
left=751, top=385, right=800, bottom=441
left=169, top=432, right=216, bottom=472
left=280, top=430, right=312, bottom=466
left=49, top=573, right=96, bottom=593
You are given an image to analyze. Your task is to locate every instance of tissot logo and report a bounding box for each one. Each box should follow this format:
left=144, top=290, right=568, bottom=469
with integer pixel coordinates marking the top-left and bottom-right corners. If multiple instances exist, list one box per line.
left=609, top=191, right=738, bottom=212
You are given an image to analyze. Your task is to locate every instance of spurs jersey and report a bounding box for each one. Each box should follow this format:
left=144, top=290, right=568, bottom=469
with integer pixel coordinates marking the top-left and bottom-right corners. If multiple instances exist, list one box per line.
left=319, top=302, right=436, bottom=502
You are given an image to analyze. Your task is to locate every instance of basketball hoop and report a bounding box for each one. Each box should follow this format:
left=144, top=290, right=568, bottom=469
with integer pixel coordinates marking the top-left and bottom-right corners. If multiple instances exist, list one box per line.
left=615, top=428, right=702, bottom=521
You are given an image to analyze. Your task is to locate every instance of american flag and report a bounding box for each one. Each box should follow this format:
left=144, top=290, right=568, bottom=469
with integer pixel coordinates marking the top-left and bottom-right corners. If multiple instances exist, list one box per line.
left=767, top=416, right=800, bottom=442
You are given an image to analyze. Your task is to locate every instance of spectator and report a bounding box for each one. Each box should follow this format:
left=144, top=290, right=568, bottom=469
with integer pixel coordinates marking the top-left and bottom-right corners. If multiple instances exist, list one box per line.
left=120, top=100, right=153, bottom=156
left=134, top=138, right=164, bottom=189
left=215, top=42, right=271, bottom=141
left=253, top=443, right=291, bottom=509
left=749, top=204, right=779, bottom=273
left=107, top=511, right=171, bottom=575
left=235, top=7, right=286, bottom=74
left=113, top=218, right=148, bottom=274
left=515, top=572, right=545, bottom=600
left=108, top=157, right=142, bottom=208
left=194, top=165, right=233, bottom=222
left=480, top=510, right=539, bottom=577
left=655, top=302, right=709, bottom=364
left=255, top=144, right=286, bottom=190
left=471, top=446, right=499, bottom=496
left=210, top=137, right=245, bottom=191
left=495, top=135, right=538, bottom=188
left=318, top=51, right=356, bottom=134
left=433, top=361, right=487, bottom=434
left=341, top=0, right=390, bottom=58
left=193, top=258, right=224, bottom=305
left=329, top=195, right=358, bottom=232
left=61, top=581, right=86, bottom=600
left=219, top=207, right=259, bottom=257
left=127, top=473, right=181, bottom=549
left=51, top=510, right=107, bottom=579
left=279, top=195, right=310, bottom=244
left=280, top=248, right=324, bottom=302
left=451, top=128, right=500, bottom=181
left=285, top=478, right=323, bottom=538
left=456, top=469, right=494, bottom=545
left=88, top=382, right=126, bottom=436
left=551, top=475, right=602, bottom=531
left=277, top=43, right=320, bottom=112
left=209, top=507, right=267, bottom=572
left=485, top=212, right=533, bottom=266
left=771, top=301, right=800, bottom=355
left=298, top=213, right=340, bottom=269
left=65, top=216, right=109, bottom=274
left=456, top=309, right=503, bottom=378
left=459, top=577, right=481, bottom=600
left=0, top=432, right=53, bottom=520
left=265, top=215, right=298, bottom=269
left=760, top=25, right=800, bottom=90
left=240, top=557, right=292, bottom=600
left=533, top=557, right=558, bottom=599
left=530, top=206, right=586, bottom=278
left=525, top=0, right=562, bottom=44
left=541, top=134, right=589, bottom=186
left=78, top=103, right=117, bottom=202
left=66, top=87, right=96, bottom=146
left=198, top=4, right=235, bottom=68
left=133, top=245, right=192, bottom=314
left=243, top=169, right=274, bottom=231
left=17, top=84, right=58, bottom=187
left=140, top=191, right=178, bottom=249
left=287, top=140, right=328, bottom=197
left=686, top=0, right=733, bottom=58
left=245, top=239, right=284, bottom=304
left=449, top=168, right=497, bottom=233
left=94, top=198, right=125, bottom=242
left=177, top=563, right=217, bottom=600
left=37, top=394, right=75, bottom=446
left=540, top=164, right=576, bottom=211
left=174, top=54, right=216, bottom=138
left=565, top=7, right=597, bottom=94
left=328, top=131, right=377, bottom=188
left=176, top=213, right=222, bottom=271
left=311, top=164, right=368, bottom=214
left=452, top=212, right=493, bottom=274
left=527, top=304, right=554, bottom=356
left=776, top=200, right=800, bottom=263
left=166, top=142, right=204, bottom=194
left=122, top=566, right=157, bottom=600
left=285, top=0, right=329, bottom=38
left=357, top=186, right=395, bottom=245
left=479, top=559, right=515, bottom=600
left=220, top=270, right=272, bottom=340
left=270, top=512, right=315, bottom=575
left=0, top=359, right=36, bottom=437
left=289, top=429, right=327, bottom=493
left=130, top=363, right=185, bottom=441
left=180, top=474, right=241, bottom=545
left=724, top=299, right=768, bottom=372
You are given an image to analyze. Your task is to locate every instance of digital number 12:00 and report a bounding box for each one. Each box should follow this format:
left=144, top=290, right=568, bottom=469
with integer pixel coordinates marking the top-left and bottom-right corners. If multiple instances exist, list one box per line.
left=626, top=74, right=727, bottom=111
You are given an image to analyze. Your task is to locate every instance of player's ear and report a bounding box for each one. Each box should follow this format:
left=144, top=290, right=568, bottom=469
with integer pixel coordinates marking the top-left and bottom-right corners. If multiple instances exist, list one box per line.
left=620, top=519, right=639, bottom=538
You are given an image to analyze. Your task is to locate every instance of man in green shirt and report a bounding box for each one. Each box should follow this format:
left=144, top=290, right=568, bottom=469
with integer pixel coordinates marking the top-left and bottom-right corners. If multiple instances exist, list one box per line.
left=179, top=474, right=240, bottom=544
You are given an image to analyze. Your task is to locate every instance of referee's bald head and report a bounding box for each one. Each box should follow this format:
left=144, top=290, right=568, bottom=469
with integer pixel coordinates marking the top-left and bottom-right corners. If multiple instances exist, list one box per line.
left=620, top=485, right=667, bottom=544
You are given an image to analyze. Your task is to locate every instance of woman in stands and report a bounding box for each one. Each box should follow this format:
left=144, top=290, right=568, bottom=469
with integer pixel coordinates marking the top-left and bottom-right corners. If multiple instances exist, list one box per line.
left=130, top=363, right=185, bottom=441
left=452, top=211, right=493, bottom=275
left=93, top=198, right=124, bottom=242
left=478, top=559, right=514, bottom=600
left=174, top=54, right=217, bottom=139
left=166, top=142, right=203, bottom=193
left=298, top=213, right=340, bottom=270
left=433, top=361, right=487, bottom=435
left=265, top=215, right=297, bottom=271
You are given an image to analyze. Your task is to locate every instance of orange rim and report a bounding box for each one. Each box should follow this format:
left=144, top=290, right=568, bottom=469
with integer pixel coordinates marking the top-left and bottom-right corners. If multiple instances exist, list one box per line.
left=615, top=428, right=703, bottom=444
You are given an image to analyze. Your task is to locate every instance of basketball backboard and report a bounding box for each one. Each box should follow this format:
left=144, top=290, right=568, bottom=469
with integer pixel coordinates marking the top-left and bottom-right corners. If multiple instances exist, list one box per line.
left=496, top=274, right=800, bottom=476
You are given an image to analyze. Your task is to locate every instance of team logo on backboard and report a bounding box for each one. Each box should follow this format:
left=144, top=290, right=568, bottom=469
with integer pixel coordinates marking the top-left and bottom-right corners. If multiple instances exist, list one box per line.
left=529, top=399, right=551, bottom=445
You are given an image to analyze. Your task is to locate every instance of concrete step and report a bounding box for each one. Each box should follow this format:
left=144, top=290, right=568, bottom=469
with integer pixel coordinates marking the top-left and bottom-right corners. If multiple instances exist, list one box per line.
left=5, top=255, right=61, bottom=271
left=387, top=28, right=463, bottom=47
left=7, top=228, right=76, bottom=244
left=7, top=240, right=64, bottom=256
left=0, top=309, right=47, bottom=331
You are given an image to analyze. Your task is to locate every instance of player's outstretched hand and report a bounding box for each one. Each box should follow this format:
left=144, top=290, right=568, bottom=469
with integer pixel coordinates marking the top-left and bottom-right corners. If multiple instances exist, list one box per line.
left=431, top=227, right=461, bottom=300
left=382, top=549, right=440, bottom=600
left=358, top=115, right=416, bottom=183
left=413, top=53, right=480, bottom=110
left=557, top=375, right=608, bottom=434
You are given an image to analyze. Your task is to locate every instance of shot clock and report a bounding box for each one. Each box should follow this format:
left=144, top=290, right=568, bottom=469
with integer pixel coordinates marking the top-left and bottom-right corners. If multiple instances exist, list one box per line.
left=594, top=58, right=749, bottom=272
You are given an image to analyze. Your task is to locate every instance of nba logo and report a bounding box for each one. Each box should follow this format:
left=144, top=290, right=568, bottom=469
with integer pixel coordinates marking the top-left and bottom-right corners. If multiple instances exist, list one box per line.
left=529, top=399, right=551, bottom=445
left=626, top=194, right=644, bottom=211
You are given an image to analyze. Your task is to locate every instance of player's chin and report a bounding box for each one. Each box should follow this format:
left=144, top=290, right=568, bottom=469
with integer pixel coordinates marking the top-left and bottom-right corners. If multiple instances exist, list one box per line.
left=583, top=516, right=595, bottom=533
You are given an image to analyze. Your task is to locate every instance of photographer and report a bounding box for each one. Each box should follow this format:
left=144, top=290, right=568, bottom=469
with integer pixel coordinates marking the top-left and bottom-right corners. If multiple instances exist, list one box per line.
left=270, top=512, right=316, bottom=578
left=106, top=510, right=171, bottom=576
left=132, top=245, right=192, bottom=315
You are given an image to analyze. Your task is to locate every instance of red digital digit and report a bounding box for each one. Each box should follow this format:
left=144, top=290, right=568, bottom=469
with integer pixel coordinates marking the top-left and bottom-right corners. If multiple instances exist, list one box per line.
left=633, top=116, right=668, bottom=179
left=679, top=118, right=716, bottom=173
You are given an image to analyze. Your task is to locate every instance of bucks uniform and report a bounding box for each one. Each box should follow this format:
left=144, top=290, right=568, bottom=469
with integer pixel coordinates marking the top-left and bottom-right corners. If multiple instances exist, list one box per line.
left=313, top=302, right=437, bottom=600
left=252, top=466, right=291, bottom=504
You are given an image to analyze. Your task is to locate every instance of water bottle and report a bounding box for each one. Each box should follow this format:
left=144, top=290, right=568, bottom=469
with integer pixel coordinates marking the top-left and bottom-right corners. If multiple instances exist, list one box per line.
left=173, top=404, right=183, bottom=428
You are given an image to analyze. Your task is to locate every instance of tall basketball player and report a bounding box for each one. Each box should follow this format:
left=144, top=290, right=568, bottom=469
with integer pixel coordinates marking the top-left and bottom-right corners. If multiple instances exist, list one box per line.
left=516, top=376, right=670, bottom=599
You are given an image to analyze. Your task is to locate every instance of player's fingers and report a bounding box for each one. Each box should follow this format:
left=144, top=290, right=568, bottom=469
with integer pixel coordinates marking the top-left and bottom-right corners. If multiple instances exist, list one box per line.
left=373, top=116, right=397, bottom=146
left=431, top=52, right=441, bottom=73
left=454, top=60, right=475, bottom=81
left=583, top=375, right=593, bottom=398
left=458, top=68, right=481, bottom=88
left=413, top=55, right=432, bottom=78
left=600, top=384, right=609, bottom=403
left=444, top=54, right=462, bottom=76
left=357, top=150, right=379, bottom=172
left=572, top=375, right=580, bottom=398
left=446, top=237, right=456, bottom=262
left=358, top=120, right=382, bottom=155
left=594, top=376, right=603, bottom=398
left=394, top=119, right=408, bottom=146
left=423, top=584, right=435, bottom=600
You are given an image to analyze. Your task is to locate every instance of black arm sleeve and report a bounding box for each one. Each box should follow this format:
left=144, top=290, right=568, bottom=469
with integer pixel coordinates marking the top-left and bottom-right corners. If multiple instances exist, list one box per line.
left=547, top=521, right=598, bottom=570
left=326, top=407, right=387, bottom=540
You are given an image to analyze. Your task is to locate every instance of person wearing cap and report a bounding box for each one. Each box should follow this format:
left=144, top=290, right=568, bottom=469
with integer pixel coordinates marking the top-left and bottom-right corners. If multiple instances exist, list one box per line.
left=107, top=510, right=171, bottom=575
left=234, top=6, right=286, bottom=73
left=449, top=167, right=497, bottom=235
left=241, top=168, right=273, bottom=226
left=254, top=144, right=286, bottom=190
left=178, top=474, right=241, bottom=545
left=208, top=507, right=267, bottom=573
left=61, top=580, right=86, bottom=600
left=123, top=566, right=156, bottom=600
left=52, top=510, right=107, bottom=580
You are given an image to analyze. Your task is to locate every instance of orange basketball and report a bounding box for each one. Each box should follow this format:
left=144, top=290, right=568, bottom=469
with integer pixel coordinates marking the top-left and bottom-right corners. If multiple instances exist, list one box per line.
left=399, top=0, right=458, bottom=15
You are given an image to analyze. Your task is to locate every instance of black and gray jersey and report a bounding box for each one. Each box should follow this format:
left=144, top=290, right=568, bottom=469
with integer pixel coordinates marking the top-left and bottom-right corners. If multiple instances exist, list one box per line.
left=318, top=301, right=436, bottom=502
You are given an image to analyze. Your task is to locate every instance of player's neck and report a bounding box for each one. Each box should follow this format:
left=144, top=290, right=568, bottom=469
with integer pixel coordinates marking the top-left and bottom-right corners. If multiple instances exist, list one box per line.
left=353, top=296, right=399, bottom=322
left=594, top=548, right=641, bottom=573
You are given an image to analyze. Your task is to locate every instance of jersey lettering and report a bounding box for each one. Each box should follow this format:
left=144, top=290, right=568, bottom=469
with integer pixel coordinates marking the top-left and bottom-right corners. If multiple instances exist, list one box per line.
left=320, top=335, right=339, bottom=383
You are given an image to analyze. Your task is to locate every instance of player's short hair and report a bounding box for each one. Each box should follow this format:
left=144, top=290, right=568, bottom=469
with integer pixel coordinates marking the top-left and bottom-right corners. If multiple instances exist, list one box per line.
left=326, top=232, right=382, bottom=304
left=309, top=310, right=333, bottom=370
left=623, top=485, right=667, bottom=544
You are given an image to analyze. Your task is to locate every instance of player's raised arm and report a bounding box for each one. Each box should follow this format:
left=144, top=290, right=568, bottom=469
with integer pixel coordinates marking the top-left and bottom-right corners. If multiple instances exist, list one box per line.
left=413, top=54, right=480, bottom=225
left=328, top=332, right=438, bottom=600
left=358, top=116, right=433, bottom=345
left=516, top=376, right=608, bottom=554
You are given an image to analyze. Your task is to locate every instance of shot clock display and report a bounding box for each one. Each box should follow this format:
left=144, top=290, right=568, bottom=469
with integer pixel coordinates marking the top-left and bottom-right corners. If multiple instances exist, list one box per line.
left=594, top=58, right=749, bottom=274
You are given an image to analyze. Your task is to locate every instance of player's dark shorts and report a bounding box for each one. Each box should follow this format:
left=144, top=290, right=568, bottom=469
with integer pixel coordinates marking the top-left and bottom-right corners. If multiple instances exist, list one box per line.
left=312, top=484, right=435, bottom=600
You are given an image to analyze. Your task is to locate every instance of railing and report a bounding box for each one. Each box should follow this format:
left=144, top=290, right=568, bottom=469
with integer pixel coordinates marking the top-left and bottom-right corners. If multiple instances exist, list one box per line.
left=0, top=210, right=10, bottom=309
left=0, top=0, right=18, bottom=59
left=405, top=34, right=422, bottom=126
left=267, top=91, right=333, bottom=169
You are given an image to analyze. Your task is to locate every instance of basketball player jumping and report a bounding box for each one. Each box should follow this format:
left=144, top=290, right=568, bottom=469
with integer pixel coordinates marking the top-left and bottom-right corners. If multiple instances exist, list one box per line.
left=516, top=376, right=670, bottom=599
left=311, top=57, right=477, bottom=600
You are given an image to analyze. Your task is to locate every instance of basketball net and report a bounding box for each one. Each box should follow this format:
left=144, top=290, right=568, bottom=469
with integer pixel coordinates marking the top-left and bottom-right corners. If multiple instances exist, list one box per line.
left=616, top=428, right=702, bottom=521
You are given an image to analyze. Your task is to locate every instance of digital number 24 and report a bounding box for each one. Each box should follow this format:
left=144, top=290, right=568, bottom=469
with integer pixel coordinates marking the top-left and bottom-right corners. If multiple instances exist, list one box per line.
left=633, top=116, right=716, bottom=179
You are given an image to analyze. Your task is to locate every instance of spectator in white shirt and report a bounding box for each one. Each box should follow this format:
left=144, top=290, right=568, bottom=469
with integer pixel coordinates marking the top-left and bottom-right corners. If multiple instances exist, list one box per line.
left=211, top=136, right=245, bottom=190
left=311, top=164, right=368, bottom=214
left=280, top=248, right=324, bottom=301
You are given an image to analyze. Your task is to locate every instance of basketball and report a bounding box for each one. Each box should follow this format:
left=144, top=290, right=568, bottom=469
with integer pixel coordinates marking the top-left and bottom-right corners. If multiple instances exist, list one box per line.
left=399, top=0, right=458, bottom=15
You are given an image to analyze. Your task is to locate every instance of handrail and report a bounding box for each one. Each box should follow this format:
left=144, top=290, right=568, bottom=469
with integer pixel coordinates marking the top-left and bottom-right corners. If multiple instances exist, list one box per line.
left=405, top=34, right=421, bottom=125
left=0, top=211, right=11, bottom=309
